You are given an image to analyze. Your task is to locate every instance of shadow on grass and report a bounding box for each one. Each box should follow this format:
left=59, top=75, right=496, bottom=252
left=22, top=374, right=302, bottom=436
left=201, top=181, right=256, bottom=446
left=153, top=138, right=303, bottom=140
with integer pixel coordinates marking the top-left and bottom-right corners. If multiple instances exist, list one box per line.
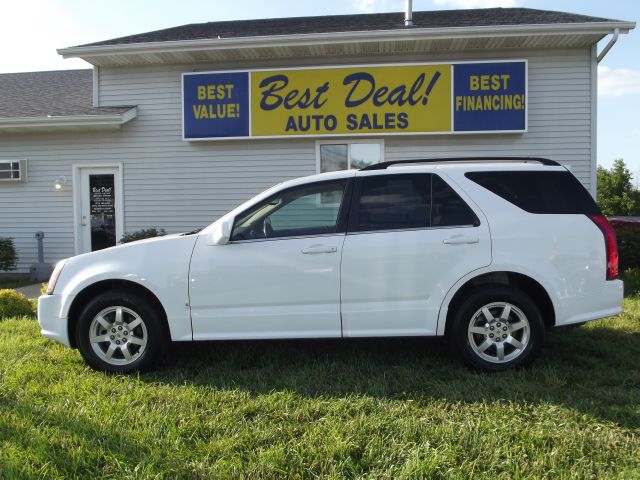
left=141, top=325, right=640, bottom=430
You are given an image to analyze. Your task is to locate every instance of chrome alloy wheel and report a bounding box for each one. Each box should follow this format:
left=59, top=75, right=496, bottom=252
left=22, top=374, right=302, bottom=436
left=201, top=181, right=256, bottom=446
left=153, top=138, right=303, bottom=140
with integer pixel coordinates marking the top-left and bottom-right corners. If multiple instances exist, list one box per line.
left=467, top=302, right=530, bottom=364
left=88, top=306, right=148, bottom=365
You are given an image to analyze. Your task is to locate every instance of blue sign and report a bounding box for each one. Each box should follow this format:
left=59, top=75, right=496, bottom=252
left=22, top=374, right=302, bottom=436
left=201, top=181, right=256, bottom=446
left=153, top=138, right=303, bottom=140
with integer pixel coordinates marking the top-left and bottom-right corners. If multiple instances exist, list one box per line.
left=183, top=72, right=250, bottom=139
left=453, top=62, right=526, bottom=132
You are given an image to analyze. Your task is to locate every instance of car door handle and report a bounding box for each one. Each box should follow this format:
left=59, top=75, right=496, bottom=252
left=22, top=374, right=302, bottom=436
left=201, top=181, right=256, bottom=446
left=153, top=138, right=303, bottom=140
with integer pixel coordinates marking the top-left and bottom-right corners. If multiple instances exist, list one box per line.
left=301, top=245, right=338, bottom=254
left=443, top=235, right=479, bottom=245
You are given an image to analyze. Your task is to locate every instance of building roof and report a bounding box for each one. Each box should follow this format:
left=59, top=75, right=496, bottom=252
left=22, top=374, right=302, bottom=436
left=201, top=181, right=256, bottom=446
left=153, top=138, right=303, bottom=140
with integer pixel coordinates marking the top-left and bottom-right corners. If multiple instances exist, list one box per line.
left=80, top=8, right=620, bottom=47
left=58, top=8, right=634, bottom=68
left=0, top=70, right=131, bottom=118
left=0, top=70, right=136, bottom=132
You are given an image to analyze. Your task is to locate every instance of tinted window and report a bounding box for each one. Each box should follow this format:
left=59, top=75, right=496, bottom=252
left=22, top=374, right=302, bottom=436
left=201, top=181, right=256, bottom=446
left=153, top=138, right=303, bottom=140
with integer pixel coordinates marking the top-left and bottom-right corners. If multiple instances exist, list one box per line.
left=431, top=175, right=479, bottom=227
left=352, top=174, right=430, bottom=231
left=350, top=174, right=478, bottom=232
left=231, top=180, right=346, bottom=240
left=465, top=171, right=600, bottom=215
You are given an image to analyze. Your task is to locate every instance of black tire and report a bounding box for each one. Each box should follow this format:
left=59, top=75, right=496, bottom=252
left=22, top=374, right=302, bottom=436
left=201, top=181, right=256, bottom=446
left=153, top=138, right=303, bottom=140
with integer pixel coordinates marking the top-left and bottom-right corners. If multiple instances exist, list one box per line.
left=75, top=290, right=167, bottom=373
left=450, top=286, right=545, bottom=372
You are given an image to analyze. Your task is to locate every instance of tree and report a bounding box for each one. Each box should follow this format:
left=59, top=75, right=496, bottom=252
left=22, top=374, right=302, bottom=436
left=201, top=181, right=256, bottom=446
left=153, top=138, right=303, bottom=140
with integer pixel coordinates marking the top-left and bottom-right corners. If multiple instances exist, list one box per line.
left=596, top=159, right=640, bottom=216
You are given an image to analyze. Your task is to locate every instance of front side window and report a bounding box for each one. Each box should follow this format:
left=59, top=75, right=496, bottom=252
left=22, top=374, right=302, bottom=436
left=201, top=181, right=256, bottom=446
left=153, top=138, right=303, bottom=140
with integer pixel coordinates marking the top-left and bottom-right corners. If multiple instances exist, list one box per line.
left=231, top=180, right=347, bottom=241
left=349, top=174, right=479, bottom=232
left=318, top=141, right=383, bottom=173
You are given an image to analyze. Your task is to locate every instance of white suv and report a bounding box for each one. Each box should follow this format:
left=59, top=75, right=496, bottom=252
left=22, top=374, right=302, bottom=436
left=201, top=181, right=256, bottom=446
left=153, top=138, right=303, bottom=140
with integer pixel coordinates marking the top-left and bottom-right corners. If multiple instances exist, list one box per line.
left=39, top=158, right=623, bottom=372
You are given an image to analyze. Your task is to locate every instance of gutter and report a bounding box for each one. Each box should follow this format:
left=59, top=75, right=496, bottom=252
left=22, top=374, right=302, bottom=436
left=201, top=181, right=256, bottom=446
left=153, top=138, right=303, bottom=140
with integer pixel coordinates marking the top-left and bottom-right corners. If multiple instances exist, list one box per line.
left=58, top=21, right=636, bottom=59
left=0, top=108, right=137, bottom=130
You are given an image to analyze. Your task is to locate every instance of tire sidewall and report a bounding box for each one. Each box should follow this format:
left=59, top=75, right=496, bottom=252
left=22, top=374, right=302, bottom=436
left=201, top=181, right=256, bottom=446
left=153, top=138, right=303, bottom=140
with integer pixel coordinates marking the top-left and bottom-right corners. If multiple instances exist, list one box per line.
left=76, top=290, right=165, bottom=373
left=451, top=286, right=545, bottom=372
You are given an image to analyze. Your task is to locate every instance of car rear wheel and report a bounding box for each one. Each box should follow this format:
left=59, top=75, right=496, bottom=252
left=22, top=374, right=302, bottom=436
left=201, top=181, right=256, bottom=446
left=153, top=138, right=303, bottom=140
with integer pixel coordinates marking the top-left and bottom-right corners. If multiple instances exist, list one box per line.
left=76, top=290, right=166, bottom=373
left=450, top=286, right=545, bottom=372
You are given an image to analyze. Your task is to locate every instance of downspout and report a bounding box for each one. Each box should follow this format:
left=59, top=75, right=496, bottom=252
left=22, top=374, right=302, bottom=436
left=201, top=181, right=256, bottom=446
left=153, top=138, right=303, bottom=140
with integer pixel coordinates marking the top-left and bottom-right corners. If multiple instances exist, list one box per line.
left=405, top=0, right=413, bottom=27
left=597, top=28, right=619, bottom=63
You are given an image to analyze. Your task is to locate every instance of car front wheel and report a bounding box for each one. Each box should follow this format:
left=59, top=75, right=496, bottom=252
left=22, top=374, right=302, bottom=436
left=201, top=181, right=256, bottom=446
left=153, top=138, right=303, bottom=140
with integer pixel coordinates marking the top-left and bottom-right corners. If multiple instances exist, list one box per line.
left=450, top=287, right=545, bottom=372
left=75, top=290, right=166, bottom=373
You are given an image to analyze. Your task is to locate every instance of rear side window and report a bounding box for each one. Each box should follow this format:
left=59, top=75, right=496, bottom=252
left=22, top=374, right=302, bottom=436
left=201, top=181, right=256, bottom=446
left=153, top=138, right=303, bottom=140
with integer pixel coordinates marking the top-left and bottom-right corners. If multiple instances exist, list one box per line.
left=432, top=175, right=479, bottom=227
left=349, top=173, right=479, bottom=232
left=353, top=174, right=430, bottom=231
left=465, top=171, right=600, bottom=215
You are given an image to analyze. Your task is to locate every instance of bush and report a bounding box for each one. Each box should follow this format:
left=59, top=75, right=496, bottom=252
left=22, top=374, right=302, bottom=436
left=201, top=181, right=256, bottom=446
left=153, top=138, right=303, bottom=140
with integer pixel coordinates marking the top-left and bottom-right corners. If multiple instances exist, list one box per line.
left=0, top=238, right=17, bottom=271
left=119, top=228, right=167, bottom=244
left=0, top=289, right=34, bottom=319
left=623, top=268, right=640, bottom=297
left=616, top=227, right=640, bottom=271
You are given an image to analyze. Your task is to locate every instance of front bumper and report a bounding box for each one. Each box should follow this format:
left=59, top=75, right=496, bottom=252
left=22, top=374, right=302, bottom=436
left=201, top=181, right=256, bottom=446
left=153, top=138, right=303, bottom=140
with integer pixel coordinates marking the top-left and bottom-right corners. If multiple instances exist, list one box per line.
left=38, top=294, right=72, bottom=348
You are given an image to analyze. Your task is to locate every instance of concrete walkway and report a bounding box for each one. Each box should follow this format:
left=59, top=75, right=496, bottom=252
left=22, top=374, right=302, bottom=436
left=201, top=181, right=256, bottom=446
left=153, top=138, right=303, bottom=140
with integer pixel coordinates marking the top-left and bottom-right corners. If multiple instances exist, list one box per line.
left=15, top=283, right=43, bottom=299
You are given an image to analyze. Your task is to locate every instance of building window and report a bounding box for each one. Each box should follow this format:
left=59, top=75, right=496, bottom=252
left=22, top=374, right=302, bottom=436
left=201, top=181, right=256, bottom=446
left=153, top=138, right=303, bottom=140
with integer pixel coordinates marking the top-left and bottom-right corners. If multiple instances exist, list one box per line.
left=316, top=140, right=383, bottom=173
left=0, top=160, right=26, bottom=182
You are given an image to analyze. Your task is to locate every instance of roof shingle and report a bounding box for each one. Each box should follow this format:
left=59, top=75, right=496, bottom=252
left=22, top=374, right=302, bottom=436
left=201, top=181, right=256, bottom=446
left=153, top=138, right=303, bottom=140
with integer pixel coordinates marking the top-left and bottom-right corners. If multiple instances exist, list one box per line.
left=0, top=70, right=132, bottom=118
left=79, top=8, right=619, bottom=48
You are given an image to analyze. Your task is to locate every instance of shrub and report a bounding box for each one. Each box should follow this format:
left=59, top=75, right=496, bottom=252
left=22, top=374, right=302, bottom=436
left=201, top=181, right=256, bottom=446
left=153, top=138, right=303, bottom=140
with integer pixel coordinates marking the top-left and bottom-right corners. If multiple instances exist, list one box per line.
left=119, top=228, right=167, bottom=244
left=0, top=289, right=34, bottom=319
left=623, top=268, right=640, bottom=297
left=0, top=237, right=17, bottom=271
left=616, top=227, right=640, bottom=271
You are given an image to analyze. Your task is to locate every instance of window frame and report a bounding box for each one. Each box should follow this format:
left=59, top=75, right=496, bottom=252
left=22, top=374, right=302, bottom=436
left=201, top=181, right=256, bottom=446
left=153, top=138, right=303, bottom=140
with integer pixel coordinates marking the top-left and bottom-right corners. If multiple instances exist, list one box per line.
left=0, top=159, right=27, bottom=182
left=315, top=139, right=384, bottom=174
left=230, top=178, right=354, bottom=243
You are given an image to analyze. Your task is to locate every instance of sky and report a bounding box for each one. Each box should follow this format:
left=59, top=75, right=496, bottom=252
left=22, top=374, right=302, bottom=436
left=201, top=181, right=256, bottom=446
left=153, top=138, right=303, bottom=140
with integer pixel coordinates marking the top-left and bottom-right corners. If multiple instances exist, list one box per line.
left=1, top=0, right=638, bottom=173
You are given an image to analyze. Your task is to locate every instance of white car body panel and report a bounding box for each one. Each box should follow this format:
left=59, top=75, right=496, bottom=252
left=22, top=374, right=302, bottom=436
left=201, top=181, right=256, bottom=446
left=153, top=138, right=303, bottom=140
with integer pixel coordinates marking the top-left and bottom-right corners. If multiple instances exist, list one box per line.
left=40, top=234, right=198, bottom=343
left=189, top=233, right=344, bottom=340
left=341, top=224, right=491, bottom=336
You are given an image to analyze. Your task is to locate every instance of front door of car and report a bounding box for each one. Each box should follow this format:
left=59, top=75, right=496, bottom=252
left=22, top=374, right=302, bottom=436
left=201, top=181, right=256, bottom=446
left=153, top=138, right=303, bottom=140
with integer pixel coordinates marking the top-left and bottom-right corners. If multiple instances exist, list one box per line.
left=340, top=172, right=492, bottom=337
left=189, top=178, right=351, bottom=340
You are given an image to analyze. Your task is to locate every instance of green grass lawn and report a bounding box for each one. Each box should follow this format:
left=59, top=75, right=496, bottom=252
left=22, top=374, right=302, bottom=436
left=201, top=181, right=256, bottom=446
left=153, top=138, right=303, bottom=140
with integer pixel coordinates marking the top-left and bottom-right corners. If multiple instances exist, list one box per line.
left=1, top=300, right=639, bottom=479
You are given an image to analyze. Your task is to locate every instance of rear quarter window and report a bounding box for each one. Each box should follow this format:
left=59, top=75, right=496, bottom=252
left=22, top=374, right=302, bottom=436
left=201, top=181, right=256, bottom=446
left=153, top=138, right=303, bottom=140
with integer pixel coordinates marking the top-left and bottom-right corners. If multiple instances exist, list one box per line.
left=465, top=171, right=600, bottom=215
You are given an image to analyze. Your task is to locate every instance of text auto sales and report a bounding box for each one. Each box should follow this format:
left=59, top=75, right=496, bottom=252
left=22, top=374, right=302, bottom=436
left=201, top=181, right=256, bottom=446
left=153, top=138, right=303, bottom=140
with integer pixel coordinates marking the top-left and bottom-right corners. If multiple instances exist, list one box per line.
left=258, top=72, right=440, bottom=132
left=260, top=72, right=440, bottom=132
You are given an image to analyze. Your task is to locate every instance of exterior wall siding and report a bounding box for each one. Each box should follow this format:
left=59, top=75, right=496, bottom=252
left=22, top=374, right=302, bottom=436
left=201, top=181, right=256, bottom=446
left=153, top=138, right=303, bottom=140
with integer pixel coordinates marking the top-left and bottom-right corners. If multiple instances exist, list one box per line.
left=0, top=47, right=592, bottom=272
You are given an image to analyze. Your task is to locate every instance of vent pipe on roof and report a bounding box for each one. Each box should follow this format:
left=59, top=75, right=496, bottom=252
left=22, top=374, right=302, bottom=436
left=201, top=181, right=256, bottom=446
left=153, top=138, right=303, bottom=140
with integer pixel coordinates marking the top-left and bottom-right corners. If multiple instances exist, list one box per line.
left=405, top=0, right=413, bottom=27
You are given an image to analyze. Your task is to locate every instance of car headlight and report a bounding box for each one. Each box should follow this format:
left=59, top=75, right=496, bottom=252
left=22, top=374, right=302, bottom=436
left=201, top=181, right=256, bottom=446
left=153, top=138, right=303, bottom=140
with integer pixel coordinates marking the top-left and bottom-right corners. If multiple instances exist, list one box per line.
left=46, top=259, right=68, bottom=295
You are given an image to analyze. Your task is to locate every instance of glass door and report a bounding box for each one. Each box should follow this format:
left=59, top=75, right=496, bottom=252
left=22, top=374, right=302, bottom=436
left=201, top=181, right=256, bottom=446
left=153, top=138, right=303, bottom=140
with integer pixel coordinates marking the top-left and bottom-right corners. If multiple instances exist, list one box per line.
left=79, top=167, right=122, bottom=253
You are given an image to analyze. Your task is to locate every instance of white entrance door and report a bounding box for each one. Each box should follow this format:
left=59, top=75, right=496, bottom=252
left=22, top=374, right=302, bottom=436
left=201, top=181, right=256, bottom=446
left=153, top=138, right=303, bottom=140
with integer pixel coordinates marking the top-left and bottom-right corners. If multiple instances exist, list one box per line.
left=77, top=167, right=123, bottom=253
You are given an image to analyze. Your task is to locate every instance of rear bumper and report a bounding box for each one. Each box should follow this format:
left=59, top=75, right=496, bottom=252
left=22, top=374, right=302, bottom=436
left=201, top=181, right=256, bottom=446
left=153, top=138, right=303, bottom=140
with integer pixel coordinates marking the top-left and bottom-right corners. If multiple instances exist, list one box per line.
left=556, top=279, right=624, bottom=326
left=38, top=294, right=72, bottom=348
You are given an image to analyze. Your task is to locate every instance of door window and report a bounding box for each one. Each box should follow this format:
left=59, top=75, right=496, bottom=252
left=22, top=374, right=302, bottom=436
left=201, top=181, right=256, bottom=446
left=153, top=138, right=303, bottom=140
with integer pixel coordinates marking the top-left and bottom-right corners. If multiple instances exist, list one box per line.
left=89, top=174, right=116, bottom=250
left=351, top=174, right=431, bottom=232
left=349, top=174, right=479, bottom=232
left=231, top=180, right=348, bottom=241
left=431, top=175, right=479, bottom=227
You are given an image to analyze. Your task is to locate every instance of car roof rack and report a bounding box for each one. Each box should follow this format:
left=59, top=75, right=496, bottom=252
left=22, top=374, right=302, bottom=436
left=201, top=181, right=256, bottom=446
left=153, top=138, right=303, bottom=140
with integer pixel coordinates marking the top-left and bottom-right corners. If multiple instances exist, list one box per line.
left=360, top=156, right=561, bottom=171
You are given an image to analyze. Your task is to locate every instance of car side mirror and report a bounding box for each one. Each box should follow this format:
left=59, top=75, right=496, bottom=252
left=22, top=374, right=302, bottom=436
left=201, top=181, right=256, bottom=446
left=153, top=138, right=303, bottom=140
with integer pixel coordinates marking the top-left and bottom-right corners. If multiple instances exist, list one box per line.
left=212, top=217, right=233, bottom=245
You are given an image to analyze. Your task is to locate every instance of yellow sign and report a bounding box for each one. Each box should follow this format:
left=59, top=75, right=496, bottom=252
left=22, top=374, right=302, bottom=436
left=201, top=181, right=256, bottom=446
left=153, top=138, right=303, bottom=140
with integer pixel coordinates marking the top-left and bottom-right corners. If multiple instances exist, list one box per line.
left=251, top=65, right=451, bottom=136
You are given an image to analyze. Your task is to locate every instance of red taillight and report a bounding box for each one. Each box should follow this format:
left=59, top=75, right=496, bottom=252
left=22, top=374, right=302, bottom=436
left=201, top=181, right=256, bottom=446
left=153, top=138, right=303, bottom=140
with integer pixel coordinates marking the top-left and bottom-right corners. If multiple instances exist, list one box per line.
left=589, top=214, right=619, bottom=280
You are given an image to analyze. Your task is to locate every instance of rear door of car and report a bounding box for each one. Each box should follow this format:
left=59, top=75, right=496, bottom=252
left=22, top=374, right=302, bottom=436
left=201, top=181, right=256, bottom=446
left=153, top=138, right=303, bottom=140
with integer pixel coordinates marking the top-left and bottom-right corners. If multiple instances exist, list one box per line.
left=340, top=170, right=492, bottom=337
